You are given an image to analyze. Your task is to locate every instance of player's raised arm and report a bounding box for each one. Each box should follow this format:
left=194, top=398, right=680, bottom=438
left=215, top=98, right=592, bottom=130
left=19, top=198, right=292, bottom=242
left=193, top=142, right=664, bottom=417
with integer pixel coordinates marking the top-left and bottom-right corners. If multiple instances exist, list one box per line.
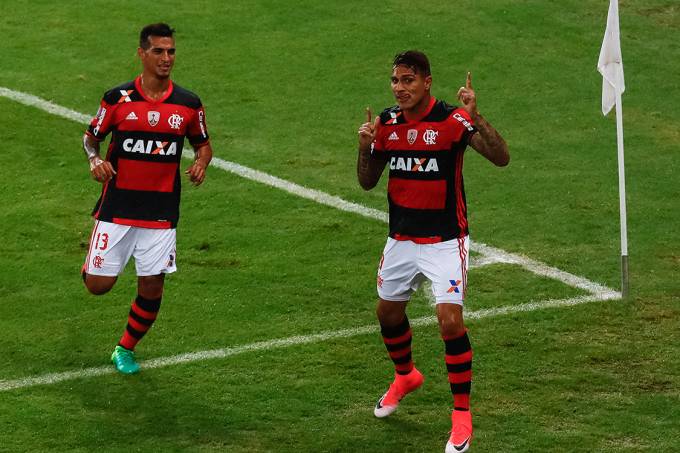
left=457, top=72, right=510, bottom=167
left=83, top=133, right=116, bottom=182
left=357, top=107, right=387, bottom=190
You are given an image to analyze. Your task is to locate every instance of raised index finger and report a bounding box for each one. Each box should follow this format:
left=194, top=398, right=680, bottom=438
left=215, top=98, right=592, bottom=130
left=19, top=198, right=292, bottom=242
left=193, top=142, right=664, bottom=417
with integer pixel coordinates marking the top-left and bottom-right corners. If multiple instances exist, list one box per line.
left=466, top=72, right=472, bottom=90
left=366, top=107, right=372, bottom=123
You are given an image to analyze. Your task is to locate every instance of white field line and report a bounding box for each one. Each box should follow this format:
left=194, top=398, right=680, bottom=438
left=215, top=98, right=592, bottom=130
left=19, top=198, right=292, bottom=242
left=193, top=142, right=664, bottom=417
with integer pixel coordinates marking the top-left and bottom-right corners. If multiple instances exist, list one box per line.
left=0, top=86, right=618, bottom=298
left=0, top=87, right=91, bottom=124
left=0, top=292, right=618, bottom=392
left=0, top=87, right=622, bottom=391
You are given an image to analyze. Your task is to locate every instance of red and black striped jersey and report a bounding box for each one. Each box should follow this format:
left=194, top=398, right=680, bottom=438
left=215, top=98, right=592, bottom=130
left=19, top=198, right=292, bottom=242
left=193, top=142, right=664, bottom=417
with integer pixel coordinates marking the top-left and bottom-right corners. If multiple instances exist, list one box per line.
left=371, top=97, right=477, bottom=243
left=85, top=76, right=210, bottom=229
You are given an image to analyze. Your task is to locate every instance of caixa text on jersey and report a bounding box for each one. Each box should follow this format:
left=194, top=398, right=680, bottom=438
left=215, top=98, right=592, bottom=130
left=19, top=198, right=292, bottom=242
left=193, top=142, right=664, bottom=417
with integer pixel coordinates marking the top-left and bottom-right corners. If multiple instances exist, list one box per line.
left=122, top=138, right=179, bottom=156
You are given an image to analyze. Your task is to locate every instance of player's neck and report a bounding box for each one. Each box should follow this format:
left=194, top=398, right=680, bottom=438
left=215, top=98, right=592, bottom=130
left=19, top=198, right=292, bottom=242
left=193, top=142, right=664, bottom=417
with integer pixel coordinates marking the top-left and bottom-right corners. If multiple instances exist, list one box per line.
left=402, top=94, right=432, bottom=122
left=140, top=73, right=171, bottom=101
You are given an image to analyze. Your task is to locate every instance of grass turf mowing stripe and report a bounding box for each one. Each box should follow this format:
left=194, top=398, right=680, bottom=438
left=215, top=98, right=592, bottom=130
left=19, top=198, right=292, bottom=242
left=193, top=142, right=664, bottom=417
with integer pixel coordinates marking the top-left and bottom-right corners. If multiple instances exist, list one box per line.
left=0, top=292, right=618, bottom=392
left=0, top=86, right=620, bottom=299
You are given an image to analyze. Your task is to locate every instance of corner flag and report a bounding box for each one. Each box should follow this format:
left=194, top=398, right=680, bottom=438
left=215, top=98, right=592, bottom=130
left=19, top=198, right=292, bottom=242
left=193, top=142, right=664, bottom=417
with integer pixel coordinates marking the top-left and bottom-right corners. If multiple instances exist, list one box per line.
left=598, top=0, right=625, bottom=116
left=597, top=0, right=629, bottom=298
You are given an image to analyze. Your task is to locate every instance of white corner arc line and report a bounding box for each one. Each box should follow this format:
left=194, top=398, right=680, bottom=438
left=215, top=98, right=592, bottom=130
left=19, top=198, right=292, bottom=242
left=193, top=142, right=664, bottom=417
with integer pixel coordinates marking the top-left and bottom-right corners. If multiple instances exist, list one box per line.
left=0, top=292, right=617, bottom=392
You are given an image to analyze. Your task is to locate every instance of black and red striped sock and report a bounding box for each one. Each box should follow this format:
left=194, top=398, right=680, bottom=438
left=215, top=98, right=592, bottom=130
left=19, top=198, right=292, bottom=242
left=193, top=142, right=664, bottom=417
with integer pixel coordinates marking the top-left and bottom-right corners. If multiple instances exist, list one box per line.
left=380, top=316, right=414, bottom=375
left=443, top=330, right=473, bottom=411
left=118, top=295, right=161, bottom=351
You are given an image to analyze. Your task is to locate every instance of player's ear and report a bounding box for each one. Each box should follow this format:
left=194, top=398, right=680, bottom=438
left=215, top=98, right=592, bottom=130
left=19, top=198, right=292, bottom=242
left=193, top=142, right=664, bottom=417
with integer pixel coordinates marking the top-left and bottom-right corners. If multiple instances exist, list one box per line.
left=424, top=75, right=432, bottom=90
left=137, top=47, right=145, bottom=60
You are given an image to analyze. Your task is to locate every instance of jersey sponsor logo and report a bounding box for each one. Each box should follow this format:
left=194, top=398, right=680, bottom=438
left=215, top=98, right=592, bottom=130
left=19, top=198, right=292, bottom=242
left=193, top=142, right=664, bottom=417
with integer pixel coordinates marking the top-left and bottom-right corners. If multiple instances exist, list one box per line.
left=122, top=138, right=178, bottom=156
left=407, top=129, right=418, bottom=144
left=423, top=129, right=438, bottom=145
left=447, top=279, right=462, bottom=293
left=117, top=90, right=134, bottom=104
left=168, top=113, right=183, bottom=130
left=453, top=112, right=474, bottom=131
left=389, top=156, right=439, bottom=172
left=125, top=112, right=138, bottom=121
left=388, top=131, right=399, bottom=141
left=148, top=111, right=160, bottom=127
left=92, top=107, right=107, bottom=136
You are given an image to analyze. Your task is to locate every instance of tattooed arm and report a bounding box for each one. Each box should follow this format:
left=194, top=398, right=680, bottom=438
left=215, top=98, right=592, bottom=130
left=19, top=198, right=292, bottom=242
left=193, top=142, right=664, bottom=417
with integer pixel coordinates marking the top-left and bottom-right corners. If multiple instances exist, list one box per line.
left=457, top=72, right=510, bottom=167
left=469, top=113, right=509, bottom=167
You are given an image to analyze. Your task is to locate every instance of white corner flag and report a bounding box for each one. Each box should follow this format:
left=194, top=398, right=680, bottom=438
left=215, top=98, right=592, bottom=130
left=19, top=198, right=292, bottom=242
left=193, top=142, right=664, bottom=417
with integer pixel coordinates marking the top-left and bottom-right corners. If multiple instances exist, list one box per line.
left=598, top=0, right=625, bottom=115
left=597, top=0, right=629, bottom=298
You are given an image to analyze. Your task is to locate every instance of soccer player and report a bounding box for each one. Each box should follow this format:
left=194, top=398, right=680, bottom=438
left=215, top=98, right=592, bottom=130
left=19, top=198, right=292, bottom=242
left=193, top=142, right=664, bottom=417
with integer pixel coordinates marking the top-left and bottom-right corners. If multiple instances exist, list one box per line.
left=81, top=23, right=213, bottom=375
left=357, top=51, right=509, bottom=452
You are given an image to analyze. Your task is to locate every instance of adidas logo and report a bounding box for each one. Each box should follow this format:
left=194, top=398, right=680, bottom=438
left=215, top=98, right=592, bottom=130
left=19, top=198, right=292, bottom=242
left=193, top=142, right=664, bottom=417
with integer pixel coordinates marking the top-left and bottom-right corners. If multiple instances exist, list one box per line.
left=125, top=112, right=138, bottom=120
left=388, top=131, right=399, bottom=141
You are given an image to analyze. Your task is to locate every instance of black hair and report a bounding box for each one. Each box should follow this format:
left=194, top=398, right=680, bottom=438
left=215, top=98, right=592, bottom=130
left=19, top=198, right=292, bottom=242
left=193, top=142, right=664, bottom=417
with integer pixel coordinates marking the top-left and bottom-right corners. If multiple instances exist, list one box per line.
left=139, top=23, right=175, bottom=49
left=392, top=50, right=431, bottom=76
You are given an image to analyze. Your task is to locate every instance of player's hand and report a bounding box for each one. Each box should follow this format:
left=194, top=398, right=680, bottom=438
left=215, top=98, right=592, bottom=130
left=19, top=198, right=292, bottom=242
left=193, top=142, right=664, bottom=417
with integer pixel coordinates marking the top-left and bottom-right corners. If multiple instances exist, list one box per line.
left=185, top=160, right=207, bottom=186
left=457, top=72, right=478, bottom=117
left=358, top=107, right=380, bottom=152
left=90, top=158, right=116, bottom=183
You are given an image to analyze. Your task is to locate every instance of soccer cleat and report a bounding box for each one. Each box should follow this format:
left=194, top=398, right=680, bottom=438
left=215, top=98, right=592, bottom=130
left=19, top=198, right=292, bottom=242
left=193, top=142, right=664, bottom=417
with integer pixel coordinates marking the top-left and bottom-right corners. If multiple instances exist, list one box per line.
left=445, top=409, right=473, bottom=453
left=111, top=345, right=140, bottom=374
left=374, top=368, right=424, bottom=418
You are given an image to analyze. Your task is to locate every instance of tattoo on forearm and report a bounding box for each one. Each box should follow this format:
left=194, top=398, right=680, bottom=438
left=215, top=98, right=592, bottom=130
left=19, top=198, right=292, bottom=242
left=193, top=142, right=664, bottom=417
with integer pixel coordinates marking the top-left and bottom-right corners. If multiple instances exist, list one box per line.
left=474, top=114, right=504, bottom=150
left=357, top=147, right=386, bottom=189
left=471, top=113, right=509, bottom=165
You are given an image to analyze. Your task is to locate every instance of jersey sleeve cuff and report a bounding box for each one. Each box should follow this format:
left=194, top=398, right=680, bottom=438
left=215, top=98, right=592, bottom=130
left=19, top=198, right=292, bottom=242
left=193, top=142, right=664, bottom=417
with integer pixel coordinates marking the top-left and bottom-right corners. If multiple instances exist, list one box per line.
left=85, top=130, right=105, bottom=142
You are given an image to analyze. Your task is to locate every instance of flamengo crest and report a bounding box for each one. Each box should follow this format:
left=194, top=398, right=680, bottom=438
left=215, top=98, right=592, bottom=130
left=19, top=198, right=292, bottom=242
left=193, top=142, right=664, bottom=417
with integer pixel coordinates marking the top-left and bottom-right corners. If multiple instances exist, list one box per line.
left=407, top=129, right=418, bottom=145
left=148, top=111, right=160, bottom=127
left=168, top=114, right=183, bottom=130
left=423, top=129, right=438, bottom=145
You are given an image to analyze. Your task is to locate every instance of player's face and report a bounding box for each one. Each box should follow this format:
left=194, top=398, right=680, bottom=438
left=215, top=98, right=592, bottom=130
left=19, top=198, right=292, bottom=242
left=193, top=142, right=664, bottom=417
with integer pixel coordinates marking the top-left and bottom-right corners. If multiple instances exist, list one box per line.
left=138, top=36, right=176, bottom=79
left=391, top=65, right=432, bottom=112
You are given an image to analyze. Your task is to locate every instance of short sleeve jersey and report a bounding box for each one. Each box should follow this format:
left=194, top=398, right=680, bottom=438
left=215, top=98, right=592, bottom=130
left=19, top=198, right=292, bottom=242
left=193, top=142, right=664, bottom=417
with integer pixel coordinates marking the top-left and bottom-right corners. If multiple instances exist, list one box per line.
left=371, top=97, right=477, bottom=243
left=86, top=76, right=210, bottom=229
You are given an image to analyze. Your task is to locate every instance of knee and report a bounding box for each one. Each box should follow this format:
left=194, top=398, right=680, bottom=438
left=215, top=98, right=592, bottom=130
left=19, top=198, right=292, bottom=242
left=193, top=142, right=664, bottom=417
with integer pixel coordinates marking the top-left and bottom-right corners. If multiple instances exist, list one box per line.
left=438, top=317, right=466, bottom=338
left=83, top=275, right=115, bottom=295
left=138, top=275, right=165, bottom=299
left=376, top=300, right=406, bottom=327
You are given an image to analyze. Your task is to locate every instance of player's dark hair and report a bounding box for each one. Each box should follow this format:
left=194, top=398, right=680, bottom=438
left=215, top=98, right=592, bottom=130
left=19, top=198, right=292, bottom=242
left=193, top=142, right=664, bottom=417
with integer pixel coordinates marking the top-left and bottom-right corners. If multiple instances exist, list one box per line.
left=393, top=50, right=431, bottom=76
left=139, top=23, right=175, bottom=49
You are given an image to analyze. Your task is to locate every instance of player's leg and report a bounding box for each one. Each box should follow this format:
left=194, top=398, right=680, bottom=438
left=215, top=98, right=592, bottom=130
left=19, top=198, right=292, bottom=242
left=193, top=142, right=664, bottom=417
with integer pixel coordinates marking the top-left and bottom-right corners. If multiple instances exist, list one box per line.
left=83, top=274, right=117, bottom=295
left=439, top=303, right=473, bottom=453
left=111, top=228, right=176, bottom=374
left=422, top=236, right=473, bottom=453
left=374, top=238, right=424, bottom=418
left=81, top=221, right=132, bottom=295
left=116, top=273, right=165, bottom=353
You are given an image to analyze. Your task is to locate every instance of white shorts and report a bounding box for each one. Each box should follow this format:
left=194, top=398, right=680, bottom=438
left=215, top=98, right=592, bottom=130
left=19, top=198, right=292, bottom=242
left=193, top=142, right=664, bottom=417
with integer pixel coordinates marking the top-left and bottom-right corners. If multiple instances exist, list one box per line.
left=83, top=220, right=177, bottom=277
left=376, top=236, right=469, bottom=305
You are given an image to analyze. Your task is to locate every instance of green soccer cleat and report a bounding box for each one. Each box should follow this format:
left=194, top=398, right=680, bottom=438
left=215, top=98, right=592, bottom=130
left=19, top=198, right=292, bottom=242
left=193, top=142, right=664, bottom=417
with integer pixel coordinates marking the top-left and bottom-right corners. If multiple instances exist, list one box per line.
left=111, top=345, right=140, bottom=374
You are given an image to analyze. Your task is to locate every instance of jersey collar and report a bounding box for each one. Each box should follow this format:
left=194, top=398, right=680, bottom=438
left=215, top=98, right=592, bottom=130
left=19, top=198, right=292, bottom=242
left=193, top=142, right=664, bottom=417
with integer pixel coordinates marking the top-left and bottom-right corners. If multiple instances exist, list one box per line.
left=135, top=75, right=174, bottom=104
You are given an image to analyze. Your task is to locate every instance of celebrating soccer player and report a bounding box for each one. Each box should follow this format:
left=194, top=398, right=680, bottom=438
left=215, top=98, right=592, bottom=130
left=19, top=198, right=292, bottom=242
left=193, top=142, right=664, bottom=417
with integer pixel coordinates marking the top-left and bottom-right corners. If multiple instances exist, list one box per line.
left=357, top=51, right=509, bottom=452
left=81, top=23, right=213, bottom=374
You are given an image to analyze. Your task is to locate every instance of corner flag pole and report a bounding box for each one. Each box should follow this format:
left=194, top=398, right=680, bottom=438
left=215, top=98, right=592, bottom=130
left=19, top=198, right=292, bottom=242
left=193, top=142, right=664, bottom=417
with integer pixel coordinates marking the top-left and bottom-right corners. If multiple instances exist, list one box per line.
left=598, top=0, right=629, bottom=299
left=614, top=89, right=629, bottom=299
